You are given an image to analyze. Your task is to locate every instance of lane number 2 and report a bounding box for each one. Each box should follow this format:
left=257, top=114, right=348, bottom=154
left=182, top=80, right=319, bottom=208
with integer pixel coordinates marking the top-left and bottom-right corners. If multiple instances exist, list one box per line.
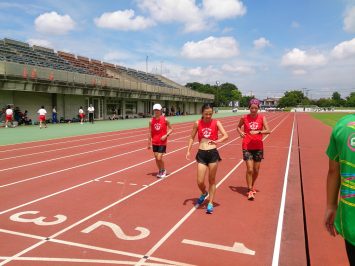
left=81, top=221, right=150, bottom=240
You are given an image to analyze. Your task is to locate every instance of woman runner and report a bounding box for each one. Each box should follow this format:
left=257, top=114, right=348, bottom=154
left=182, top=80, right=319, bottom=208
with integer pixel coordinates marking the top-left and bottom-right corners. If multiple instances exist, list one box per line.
left=186, top=103, right=228, bottom=214
left=148, top=103, right=173, bottom=178
left=237, top=98, right=270, bottom=200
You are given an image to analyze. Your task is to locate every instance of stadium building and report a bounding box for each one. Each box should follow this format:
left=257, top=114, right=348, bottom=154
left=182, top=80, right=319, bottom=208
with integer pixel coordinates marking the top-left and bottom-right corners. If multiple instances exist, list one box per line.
left=0, top=38, right=213, bottom=122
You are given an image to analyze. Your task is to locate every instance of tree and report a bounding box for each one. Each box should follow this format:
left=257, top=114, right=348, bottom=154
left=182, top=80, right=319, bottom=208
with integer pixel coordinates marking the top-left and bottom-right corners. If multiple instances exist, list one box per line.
left=277, top=90, right=308, bottom=108
left=239, top=95, right=255, bottom=107
left=346, top=92, right=355, bottom=107
left=186, top=82, right=242, bottom=106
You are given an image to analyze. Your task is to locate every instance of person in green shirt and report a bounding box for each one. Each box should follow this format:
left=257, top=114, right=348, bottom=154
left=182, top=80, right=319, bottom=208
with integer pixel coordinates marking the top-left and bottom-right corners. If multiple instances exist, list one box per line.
left=325, top=114, right=355, bottom=265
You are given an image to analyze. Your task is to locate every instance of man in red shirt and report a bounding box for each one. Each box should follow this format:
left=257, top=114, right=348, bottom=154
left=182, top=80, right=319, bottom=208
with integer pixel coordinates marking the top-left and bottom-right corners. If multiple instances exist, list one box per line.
left=148, top=104, right=173, bottom=178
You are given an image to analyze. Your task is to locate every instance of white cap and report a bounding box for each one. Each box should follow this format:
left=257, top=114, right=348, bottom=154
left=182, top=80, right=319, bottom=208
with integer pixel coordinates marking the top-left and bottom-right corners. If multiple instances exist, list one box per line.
left=153, top=103, right=162, bottom=110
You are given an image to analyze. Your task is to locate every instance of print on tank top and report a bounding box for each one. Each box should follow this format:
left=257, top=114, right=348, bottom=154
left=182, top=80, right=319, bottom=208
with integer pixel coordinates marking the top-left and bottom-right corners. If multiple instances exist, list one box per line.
left=202, top=127, right=212, bottom=139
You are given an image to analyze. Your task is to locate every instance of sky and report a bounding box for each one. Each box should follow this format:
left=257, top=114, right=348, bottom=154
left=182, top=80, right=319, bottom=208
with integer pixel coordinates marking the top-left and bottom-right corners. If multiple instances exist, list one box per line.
left=0, top=0, right=354, bottom=99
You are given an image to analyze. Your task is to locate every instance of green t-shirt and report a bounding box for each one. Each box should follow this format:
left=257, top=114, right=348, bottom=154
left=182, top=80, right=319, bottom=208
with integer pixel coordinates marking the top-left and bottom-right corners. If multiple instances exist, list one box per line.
left=326, top=114, right=355, bottom=245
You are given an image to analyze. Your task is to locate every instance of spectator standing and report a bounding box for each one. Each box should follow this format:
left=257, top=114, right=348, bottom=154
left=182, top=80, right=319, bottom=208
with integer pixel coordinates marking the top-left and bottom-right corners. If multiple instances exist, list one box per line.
left=88, top=104, right=95, bottom=124
left=52, top=106, right=57, bottom=123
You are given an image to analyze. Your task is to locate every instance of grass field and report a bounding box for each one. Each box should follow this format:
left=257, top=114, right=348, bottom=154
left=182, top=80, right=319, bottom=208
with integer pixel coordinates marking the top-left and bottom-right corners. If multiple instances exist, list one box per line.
left=311, top=113, right=350, bottom=127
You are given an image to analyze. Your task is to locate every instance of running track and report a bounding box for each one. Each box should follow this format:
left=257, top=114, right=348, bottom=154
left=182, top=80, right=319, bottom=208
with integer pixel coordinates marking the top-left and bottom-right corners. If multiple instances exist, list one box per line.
left=0, top=113, right=349, bottom=265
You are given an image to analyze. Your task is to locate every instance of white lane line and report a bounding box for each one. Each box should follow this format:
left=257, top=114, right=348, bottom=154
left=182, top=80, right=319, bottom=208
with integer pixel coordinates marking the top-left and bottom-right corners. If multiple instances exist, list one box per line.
left=0, top=127, right=195, bottom=172
left=0, top=120, right=243, bottom=189
left=135, top=160, right=245, bottom=266
left=0, top=121, right=204, bottom=161
left=0, top=115, right=239, bottom=152
left=135, top=114, right=290, bottom=266
left=0, top=115, right=284, bottom=215
left=0, top=228, right=192, bottom=266
left=0, top=114, right=283, bottom=265
left=104, top=181, right=112, bottom=183
left=0, top=119, right=199, bottom=152
left=271, top=114, right=295, bottom=266
left=0, top=133, right=243, bottom=265
left=0, top=131, right=148, bottom=161
left=181, top=239, right=255, bottom=255
left=0, top=118, right=240, bottom=171
left=130, top=183, right=137, bottom=186
left=0, top=257, right=170, bottom=265
left=117, top=182, right=125, bottom=185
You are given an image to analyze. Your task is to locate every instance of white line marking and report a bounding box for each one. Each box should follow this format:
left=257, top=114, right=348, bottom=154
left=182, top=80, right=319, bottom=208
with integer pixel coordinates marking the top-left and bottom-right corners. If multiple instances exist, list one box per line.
left=182, top=239, right=255, bottom=255
left=0, top=114, right=283, bottom=265
left=271, top=114, right=295, bottom=266
left=104, top=181, right=112, bottom=183
left=0, top=122, right=239, bottom=187
left=0, top=116, right=239, bottom=152
left=135, top=114, right=290, bottom=266
left=130, top=183, right=137, bottom=186
left=0, top=228, right=194, bottom=266
left=135, top=160, right=245, bottom=266
left=0, top=257, right=169, bottom=265
left=117, top=182, right=125, bottom=185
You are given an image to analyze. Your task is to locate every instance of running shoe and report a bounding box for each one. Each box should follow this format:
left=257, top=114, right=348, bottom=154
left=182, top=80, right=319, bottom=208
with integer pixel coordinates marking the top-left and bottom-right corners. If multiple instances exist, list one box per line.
left=197, top=192, right=209, bottom=204
left=252, top=188, right=257, bottom=194
left=247, top=191, right=255, bottom=200
left=206, top=203, right=214, bottom=214
left=160, top=169, right=167, bottom=178
left=156, top=170, right=162, bottom=178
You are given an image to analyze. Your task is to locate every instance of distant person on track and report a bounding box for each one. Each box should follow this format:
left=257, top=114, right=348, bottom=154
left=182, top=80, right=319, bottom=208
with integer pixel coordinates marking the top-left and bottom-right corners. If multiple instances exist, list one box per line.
left=5, top=105, right=13, bottom=128
left=148, top=103, right=173, bottom=178
left=37, top=106, right=47, bottom=129
left=324, top=114, right=355, bottom=266
left=79, top=106, right=85, bottom=124
left=88, top=104, right=94, bottom=124
left=186, top=103, right=228, bottom=214
left=237, top=98, right=270, bottom=200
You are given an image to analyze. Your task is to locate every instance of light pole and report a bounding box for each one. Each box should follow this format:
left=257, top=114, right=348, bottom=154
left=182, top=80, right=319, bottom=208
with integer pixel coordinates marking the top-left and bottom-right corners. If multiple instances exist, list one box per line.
left=215, top=81, right=220, bottom=107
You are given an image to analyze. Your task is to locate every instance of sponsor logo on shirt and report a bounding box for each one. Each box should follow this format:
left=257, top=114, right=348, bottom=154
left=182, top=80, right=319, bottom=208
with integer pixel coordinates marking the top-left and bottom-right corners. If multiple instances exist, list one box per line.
left=202, top=128, right=212, bottom=138
left=154, top=123, right=161, bottom=131
left=249, top=122, right=259, bottom=130
left=348, top=132, right=355, bottom=151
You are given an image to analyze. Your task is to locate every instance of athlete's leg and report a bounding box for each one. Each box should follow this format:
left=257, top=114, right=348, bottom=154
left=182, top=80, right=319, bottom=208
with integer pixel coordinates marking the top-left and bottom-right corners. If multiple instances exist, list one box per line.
left=207, top=162, right=218, bottom=204
left=252, top=161, right=261, bottom=188
left=245, top=160, right=254, bottom=190
left=197, top=163, right=208, bottom=194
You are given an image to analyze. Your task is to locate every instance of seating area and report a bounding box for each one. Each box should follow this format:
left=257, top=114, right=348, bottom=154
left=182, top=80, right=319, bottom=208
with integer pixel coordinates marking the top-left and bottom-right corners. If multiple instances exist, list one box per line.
left=0, top=38, right=178, bottom=89
left=0, top=38, right=90, bottom=74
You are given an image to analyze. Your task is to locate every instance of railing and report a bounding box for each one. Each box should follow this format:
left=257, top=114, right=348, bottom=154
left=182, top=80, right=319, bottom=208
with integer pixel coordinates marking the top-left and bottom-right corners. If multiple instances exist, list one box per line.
left=0, top=61, right=214, bottom=100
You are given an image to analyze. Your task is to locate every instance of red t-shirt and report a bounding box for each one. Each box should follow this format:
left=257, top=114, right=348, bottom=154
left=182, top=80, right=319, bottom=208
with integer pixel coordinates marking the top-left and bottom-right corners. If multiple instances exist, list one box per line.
left=197, top=119, right=219, bottom=142
left=242, top=114, right=264, bottom=150
left=151, top=116, right=167, bottom=146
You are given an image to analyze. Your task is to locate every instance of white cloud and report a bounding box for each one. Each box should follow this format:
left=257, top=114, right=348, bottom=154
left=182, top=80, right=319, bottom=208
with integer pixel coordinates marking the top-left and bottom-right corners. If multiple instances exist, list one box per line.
left=34, top=11, right=75, bottom=35
left=253, top=37, right=271, bottom=49
left=27, top=38, right=52, bottom=48
left=103, top=50, right=134, bottom=63
left=138, top=0, right=205, bottom=32
left=222, top=64, right=255, bottom=74
left=94, top=9, right=155, bottom=31
left=202, top=0, right=246, bottom=20
left=344, top=7, right=355, bottom=33
left=292, top=69, right=307, bottom=75
left=138, top=0, right=246, bottom=32
left=181, top=36, right=239, bottom=59
left=331, top=38, right=355, bottom=59
left=281, top=48, right=327, bottom=67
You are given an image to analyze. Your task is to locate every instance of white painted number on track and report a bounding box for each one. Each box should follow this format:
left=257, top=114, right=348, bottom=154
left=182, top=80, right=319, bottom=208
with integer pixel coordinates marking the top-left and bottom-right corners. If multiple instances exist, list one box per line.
left=182, top=239, right=255, bottom=255
left=81, top=221, right=150, bottom=241
left=10, top=211, right=67, bottom=226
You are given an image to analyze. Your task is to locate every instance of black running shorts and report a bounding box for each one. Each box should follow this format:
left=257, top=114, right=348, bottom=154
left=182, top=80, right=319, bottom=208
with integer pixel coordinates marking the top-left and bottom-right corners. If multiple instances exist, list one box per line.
left=196, top=149, right=221, bottom=165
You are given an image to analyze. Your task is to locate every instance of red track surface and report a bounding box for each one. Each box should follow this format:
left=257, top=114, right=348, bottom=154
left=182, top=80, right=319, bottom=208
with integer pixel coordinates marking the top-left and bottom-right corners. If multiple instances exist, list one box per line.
left=0, top=113, right=349, bottom=265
